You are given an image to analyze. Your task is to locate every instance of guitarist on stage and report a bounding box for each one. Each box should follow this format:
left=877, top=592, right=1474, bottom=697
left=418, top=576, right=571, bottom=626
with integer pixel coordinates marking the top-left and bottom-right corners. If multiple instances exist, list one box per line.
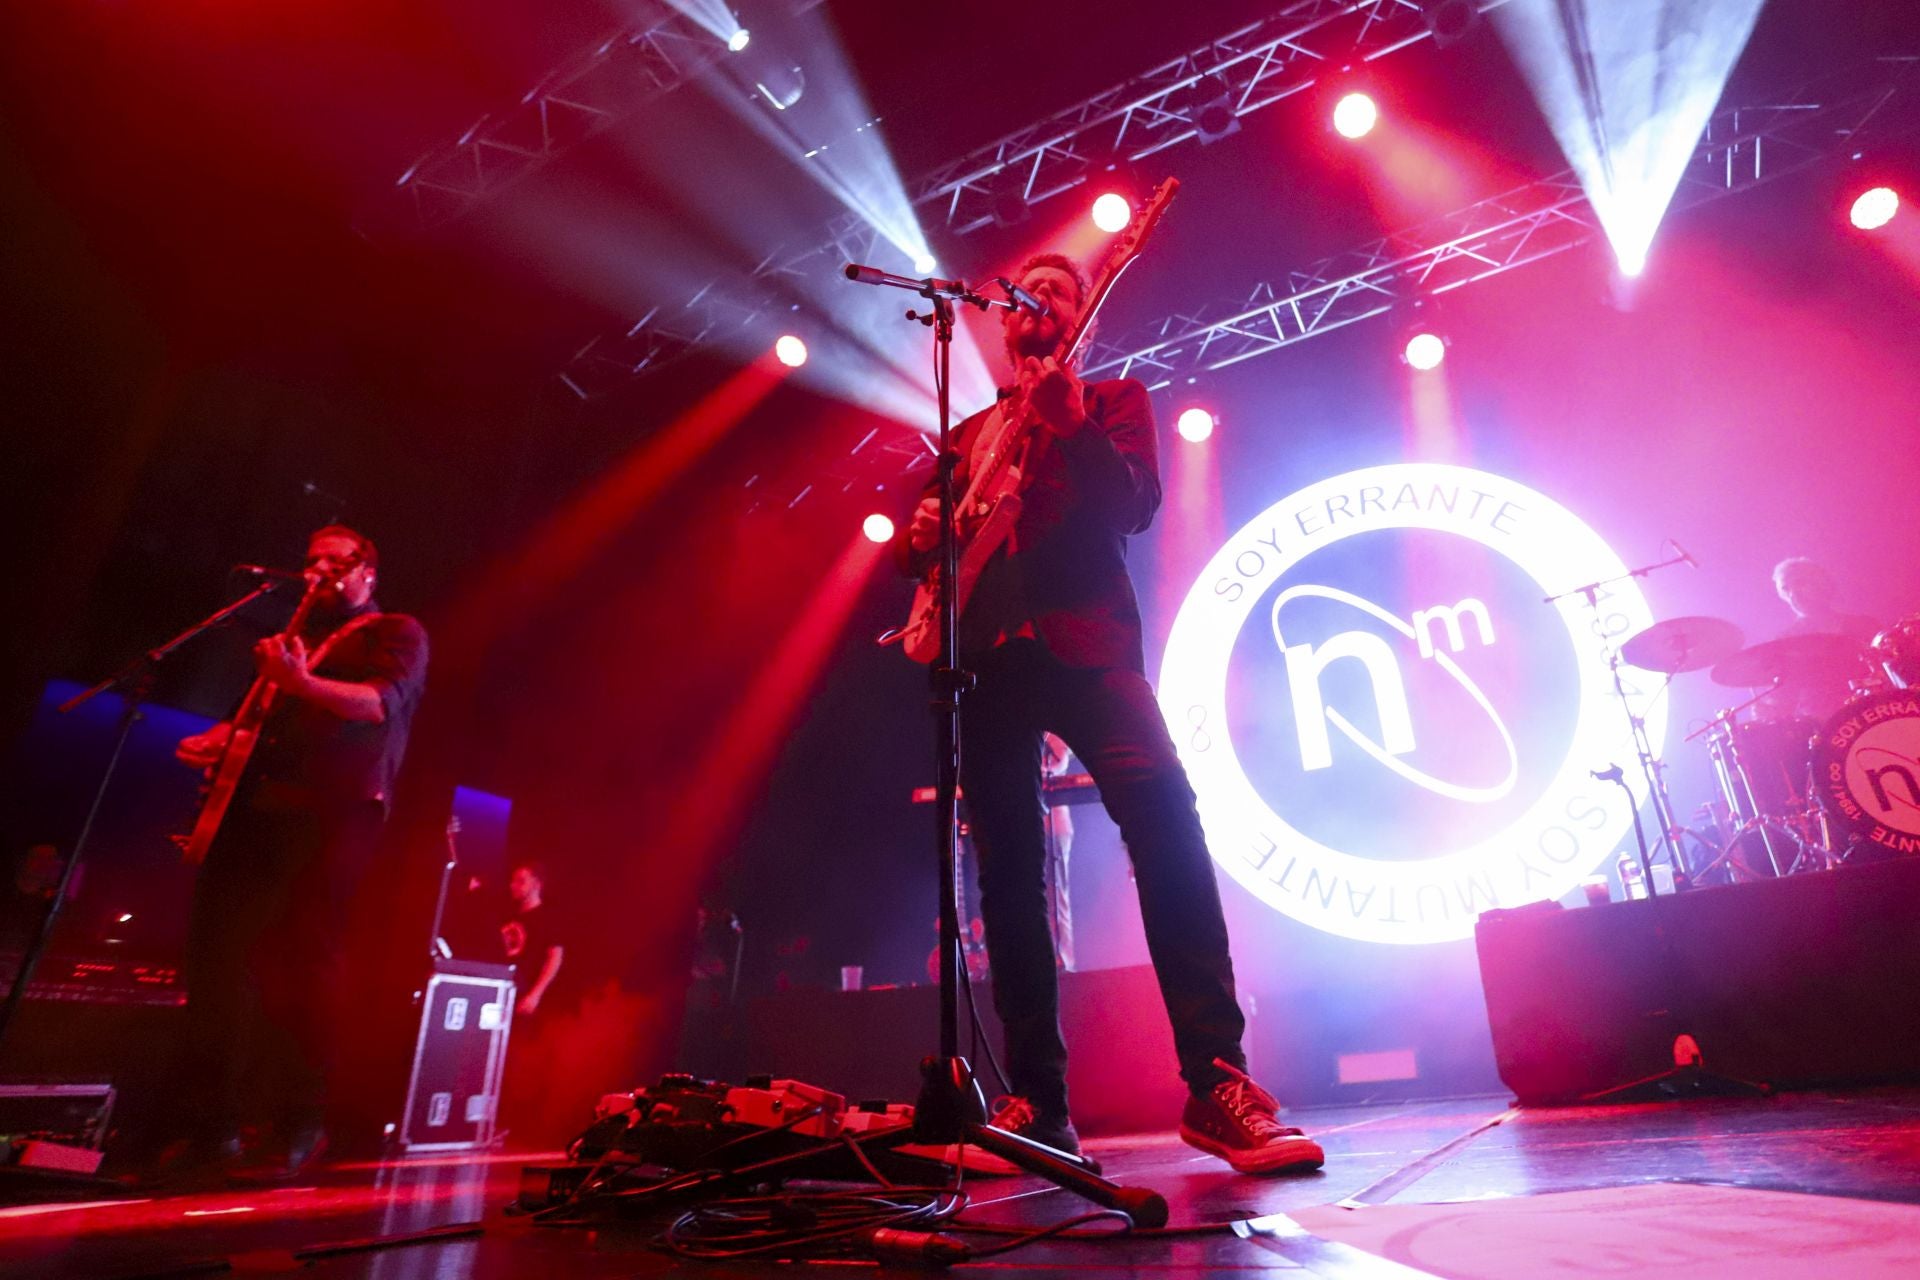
left=897, top=253, right=1323, bottom=1175
left=169, top=525, right=428, bottom=1179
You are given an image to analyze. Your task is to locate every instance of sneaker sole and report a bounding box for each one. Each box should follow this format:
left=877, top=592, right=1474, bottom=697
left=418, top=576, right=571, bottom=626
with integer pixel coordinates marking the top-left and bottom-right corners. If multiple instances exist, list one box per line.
left=1179, top=1123, right=1325, bottom=1175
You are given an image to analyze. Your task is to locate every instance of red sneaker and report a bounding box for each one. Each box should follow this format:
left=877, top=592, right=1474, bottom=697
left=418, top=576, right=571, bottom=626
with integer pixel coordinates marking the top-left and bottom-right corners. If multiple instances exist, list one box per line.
left=1179, top=1061, right=1324, bottom=1175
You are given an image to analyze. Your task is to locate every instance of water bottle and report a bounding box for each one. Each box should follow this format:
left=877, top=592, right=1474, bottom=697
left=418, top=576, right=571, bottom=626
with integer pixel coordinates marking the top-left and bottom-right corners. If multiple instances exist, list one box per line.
left=1617, top=853, right=1647, bottom=900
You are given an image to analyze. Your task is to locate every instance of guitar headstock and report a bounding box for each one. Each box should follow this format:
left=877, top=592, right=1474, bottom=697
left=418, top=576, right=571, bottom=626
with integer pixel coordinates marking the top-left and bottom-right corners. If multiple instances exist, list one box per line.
left=1091, top=178, right=1180, bottom=281
left=1065, top=177, right=1179, bottom=365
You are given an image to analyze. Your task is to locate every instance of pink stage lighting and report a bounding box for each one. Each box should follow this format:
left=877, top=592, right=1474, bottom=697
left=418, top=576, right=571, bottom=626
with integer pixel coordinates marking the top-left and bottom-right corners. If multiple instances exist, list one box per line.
left=1091, top=192, right=1133, bottom=233
left=1333, top=92, right=1379, bottom=140
left=1851, top=186, right=1900, bottom=231
left=1176, top=407, right=1216, bottom=442
left=1403, top=331, right=1447, bottom=371
left=862, top=513, right=895, bottom=544
left=774, top=335, right=809, bottom=368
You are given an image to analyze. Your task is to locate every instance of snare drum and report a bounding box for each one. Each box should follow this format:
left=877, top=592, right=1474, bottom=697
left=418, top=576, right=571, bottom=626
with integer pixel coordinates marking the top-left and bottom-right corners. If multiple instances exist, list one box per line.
left=1810, top=688, right=1920, bottom=859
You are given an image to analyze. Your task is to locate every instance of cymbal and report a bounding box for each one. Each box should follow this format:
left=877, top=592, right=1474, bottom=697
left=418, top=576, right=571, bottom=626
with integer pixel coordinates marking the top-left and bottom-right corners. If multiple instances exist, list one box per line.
left=1620, top=616, right=1746, bottom=674
left=1710, top=633, right=1866, bottom=688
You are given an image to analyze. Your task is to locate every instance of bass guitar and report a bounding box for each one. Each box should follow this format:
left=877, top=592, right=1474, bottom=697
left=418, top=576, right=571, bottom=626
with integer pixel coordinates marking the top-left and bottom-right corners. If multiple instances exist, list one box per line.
left=884, top=177, right=1179, bottom=663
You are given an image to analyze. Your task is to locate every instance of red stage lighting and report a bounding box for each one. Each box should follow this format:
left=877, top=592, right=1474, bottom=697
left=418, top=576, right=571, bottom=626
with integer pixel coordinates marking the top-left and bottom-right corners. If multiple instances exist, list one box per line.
left=1851, top=186, right=1900, bottom=231
left=1091, top=192, right=1133, bottom=233
left=1333, top=92, right=1379, bottom=140
left=1175, top=407, right=1216, bottom=442
left=774, top=335, right=809, bottom=368
left=862, top=513, right=895, bottom=544
left=1403, top=331, right=1446, bottom=371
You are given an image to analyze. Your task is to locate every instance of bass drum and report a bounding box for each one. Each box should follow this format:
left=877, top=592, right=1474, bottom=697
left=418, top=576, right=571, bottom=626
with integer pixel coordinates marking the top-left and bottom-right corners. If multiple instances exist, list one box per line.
left=1810, top=688, right=1920, bottom=860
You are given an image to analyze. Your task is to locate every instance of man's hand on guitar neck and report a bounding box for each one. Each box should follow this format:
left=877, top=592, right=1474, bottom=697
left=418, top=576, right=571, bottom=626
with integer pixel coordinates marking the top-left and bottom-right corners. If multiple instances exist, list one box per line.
left=1017, top=355, right=1087, bottom=439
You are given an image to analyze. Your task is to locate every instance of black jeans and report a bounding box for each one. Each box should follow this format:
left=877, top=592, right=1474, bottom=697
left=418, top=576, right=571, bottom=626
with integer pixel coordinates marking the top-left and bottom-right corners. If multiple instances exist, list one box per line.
left=959, top=641, right=1245, bottom=1117
left=183, top=790, right=384, bottom=1140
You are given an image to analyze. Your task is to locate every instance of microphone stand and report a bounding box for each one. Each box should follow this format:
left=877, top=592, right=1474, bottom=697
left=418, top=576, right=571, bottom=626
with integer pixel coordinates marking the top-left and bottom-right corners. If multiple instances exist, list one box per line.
left=1544, top=550, right=1693, bottom=895
left=1546, top=565, right=1770, bottom=1103
left=0, top=579, right=290, bottom=1052
left=832, top=263, right=1168, bottom=1226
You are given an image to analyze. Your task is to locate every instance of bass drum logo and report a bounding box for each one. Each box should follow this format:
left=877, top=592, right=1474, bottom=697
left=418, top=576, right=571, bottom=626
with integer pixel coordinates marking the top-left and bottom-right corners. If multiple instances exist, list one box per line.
left=1159, top=464, right=1661, bottom=944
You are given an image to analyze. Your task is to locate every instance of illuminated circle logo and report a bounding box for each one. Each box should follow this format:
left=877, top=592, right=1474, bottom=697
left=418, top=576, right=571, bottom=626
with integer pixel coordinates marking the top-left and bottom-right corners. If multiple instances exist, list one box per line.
left=1159, top=464, right=1662, bottom=945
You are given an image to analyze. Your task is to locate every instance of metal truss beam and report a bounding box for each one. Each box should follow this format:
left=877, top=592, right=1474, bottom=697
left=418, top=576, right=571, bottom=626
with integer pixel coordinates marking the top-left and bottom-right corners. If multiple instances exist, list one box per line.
left=745, top=57, right=1917, bottom=510
left=361, top=4, right=730, bottom=239
left=1078, top=57, right=1918, bottom=388
left=561, top=0, right=1506, bottom=395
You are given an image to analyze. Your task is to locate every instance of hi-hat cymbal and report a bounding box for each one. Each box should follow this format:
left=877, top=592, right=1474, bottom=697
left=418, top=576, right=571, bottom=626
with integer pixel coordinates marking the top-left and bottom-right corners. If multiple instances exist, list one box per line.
left=1710, top=633, right=1866, bottom=688
left=1620, top=616, right=1746, bottom=674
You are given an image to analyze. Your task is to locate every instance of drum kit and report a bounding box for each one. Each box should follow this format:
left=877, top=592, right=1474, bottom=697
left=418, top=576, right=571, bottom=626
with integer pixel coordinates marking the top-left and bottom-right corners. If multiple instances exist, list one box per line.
left=1618, top=613, right=1920, bottom=884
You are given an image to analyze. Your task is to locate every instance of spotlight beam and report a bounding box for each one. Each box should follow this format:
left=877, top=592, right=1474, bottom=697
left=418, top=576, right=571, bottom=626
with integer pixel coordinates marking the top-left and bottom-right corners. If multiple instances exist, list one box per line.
left=561, top=1, right=1519, bottom=396
left=1074, top=60, right=1919, bottom=389
left=1493, top=0, right=1768, bottom=276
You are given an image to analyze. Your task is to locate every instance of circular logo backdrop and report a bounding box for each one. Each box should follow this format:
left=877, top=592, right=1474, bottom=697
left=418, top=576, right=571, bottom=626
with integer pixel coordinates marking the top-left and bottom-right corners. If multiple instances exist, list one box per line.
left=1159, top=464, right=1663, bottom=944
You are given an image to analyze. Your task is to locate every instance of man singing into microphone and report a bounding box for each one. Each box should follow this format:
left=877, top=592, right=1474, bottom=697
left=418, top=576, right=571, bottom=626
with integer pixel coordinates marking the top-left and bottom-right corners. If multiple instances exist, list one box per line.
left=169, top=525, right=428, bottom=1179
left=896, top=254, right=1323, bottom=1174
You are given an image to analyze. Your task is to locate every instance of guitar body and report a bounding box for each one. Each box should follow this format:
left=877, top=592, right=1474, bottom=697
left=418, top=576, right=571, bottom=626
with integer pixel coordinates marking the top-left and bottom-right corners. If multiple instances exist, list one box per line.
left=179, top=575, right=330, bottom=866
left=180, top=708, right=269, bottom=866
left=887, top=178, right=1180, bottom=664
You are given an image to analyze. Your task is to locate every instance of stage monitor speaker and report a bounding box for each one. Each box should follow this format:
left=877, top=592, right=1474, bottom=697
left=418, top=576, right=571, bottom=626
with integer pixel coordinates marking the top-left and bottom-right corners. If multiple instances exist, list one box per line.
left=1475, top=858, right=1920, bottom=1104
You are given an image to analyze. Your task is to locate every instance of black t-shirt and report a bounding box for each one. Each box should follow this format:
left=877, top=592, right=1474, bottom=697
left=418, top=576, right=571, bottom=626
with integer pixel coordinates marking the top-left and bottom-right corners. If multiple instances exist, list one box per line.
left=248, top=603, right=430, bottom=809
left=501, top=903, right=569, bottom=1010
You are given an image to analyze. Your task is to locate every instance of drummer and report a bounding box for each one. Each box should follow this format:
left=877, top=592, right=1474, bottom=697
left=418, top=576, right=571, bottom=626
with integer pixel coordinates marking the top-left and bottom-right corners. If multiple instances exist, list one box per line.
left=1767, top=557, right=1879, bottom=718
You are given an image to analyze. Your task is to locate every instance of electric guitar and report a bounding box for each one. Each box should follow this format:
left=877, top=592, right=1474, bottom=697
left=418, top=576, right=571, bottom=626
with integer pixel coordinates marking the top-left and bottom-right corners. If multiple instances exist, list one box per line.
left=883, top=177, right=1180, bottom=663
left=179, top=573, right=334, bottom=865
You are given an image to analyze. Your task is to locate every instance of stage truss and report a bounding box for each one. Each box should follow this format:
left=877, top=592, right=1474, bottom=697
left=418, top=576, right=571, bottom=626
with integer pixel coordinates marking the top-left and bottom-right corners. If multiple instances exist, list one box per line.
left=556, top=0, right=1513, bottom=396
left=739, top=57, right=1917, bottom=511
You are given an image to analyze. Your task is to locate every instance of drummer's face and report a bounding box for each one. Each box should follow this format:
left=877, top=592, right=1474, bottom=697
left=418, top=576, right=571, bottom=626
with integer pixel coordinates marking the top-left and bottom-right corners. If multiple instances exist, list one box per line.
left=1775, top=565, right=1834, bottom=616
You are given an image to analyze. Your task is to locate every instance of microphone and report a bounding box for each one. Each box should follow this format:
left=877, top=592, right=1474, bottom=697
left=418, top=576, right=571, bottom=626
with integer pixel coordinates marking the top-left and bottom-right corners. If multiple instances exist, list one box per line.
left=232, top=564, right=305, bottom=581
left=1590, top=764, right=1625, bottom=783
left=844, top=262, right=972, bottom=295
left=302, top=480, right=348, bottom=512
left=996, top=277, right=1051, bottom=318
left=1668, top=539, right=1699, bottom=569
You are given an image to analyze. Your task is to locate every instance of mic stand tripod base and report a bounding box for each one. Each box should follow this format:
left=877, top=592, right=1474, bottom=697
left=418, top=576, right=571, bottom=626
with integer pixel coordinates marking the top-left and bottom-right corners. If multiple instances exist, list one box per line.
left=654, top=1054, right=1170, bottom=1229
left=1577, top=1037, right=1772, bottom=1106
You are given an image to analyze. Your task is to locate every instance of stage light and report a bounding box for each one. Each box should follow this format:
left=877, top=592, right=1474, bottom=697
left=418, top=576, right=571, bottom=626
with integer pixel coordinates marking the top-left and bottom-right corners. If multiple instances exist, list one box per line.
left=117, top=912, right=133, bottom=923
left=774, top=335, right=808, bottom=367
left=1851, top=186, right=1900, bottom=231
left=1403, top=331, right=1447, bottom=371
left=912, top=252, right=937, bottom=274
left=1420, top=0, right=1480, bottom=46
left=1333, top=92, right=1379, bottom=140
left=1181, top=74, right=1241, bottom=145
left=728, top=28, right=751, bottom=52
left=1176, top=407, right=1216, bottom=442
left=1091, top=192, right=1132, bottom=233
left=862, top=513, right=895, bottom=544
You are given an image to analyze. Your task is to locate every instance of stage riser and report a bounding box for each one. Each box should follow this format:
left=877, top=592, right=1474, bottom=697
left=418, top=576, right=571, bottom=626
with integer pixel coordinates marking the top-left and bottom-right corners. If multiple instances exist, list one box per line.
left=1476, top=858, right=1920, bottom=1104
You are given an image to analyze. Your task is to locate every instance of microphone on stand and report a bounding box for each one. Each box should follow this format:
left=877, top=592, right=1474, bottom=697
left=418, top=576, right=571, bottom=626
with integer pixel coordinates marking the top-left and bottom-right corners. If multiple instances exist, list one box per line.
left=232, top=564, right=305, bottom=582
left=995, top=277, right=1050, bottom=318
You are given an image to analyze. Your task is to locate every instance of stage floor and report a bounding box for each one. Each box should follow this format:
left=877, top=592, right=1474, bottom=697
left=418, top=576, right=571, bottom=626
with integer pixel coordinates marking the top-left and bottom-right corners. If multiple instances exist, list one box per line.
left=5, top=1087, right=1920, bottom=1278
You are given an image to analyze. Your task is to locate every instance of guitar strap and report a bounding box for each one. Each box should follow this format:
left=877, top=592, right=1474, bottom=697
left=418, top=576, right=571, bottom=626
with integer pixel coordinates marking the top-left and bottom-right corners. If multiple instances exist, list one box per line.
left=309, top=611, right=384, bottom=670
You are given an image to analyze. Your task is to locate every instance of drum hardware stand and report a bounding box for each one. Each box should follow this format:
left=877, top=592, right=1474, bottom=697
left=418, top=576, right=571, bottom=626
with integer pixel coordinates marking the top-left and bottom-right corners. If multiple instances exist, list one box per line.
left=806, top=264, right=1168, bottom=1226
left=1686, top=687, right=1834, bottom=880
left=1546, top=549, right=1695, bottom=895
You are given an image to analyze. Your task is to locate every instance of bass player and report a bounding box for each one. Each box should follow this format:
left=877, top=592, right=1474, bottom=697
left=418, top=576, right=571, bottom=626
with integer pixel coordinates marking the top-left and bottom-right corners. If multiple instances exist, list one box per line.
left=895, top=252, right=1323, bottom=1175
left=168, top=525, right=428, bottom=1179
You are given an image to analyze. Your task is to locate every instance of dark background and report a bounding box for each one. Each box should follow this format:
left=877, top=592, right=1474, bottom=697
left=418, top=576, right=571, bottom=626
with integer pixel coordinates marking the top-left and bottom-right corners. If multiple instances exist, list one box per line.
left=5, top=1, right=1919, bottom=1122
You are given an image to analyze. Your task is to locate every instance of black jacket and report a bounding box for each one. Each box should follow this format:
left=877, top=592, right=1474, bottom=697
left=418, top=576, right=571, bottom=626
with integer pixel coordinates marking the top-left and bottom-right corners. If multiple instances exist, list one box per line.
left=901, top=377, right=1161, bottom=672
